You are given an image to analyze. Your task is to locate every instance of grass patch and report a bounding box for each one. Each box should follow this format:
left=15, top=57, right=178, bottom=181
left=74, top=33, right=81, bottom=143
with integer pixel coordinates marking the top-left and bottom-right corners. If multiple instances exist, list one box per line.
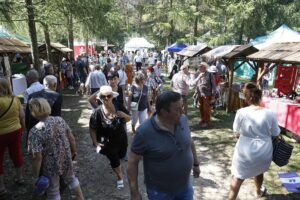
left=162, top=74, right=300, bottom=197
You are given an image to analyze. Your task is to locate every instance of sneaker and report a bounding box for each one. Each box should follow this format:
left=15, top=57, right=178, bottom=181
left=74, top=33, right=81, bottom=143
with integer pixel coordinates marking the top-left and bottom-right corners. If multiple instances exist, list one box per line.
left=117, top=180, right=124, bottom=189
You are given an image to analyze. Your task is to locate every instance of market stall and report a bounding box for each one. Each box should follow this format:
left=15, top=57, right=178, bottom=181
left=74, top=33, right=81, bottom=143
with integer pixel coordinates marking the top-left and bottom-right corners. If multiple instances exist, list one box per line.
left=202, top=44, right=259, bottom=112
left=0, top=36, right=32, bottom=96
left=177, top=43, right=211, bottom=66
left=247, top=42, right=300, bottom=138
left=38, top=42, right=73, bottom=66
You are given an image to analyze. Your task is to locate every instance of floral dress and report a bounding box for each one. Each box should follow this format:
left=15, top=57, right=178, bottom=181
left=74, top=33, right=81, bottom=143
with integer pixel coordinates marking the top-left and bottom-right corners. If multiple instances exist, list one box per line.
left=28, top=116, right=73, bottom=178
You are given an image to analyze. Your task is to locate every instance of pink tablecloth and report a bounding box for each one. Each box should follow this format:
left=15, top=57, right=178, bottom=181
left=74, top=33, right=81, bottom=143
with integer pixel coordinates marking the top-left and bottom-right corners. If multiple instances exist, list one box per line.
left=261, top=97, right=300, bottom=136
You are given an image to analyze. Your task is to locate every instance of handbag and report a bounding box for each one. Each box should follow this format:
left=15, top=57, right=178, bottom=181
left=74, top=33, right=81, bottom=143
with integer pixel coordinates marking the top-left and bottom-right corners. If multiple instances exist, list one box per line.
left=130, top=86, right=143, bottom=111
left=272, top=135, right=293, bottom=167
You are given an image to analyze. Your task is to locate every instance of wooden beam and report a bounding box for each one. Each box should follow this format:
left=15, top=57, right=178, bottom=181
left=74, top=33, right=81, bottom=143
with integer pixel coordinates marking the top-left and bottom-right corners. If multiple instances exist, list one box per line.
left=226, top=59, right=234, bottom=113
left=269, top=63, right=277, bottom=71
left=233, top=60, right=246, bottom=71
left=246, top=60, right=256, bottom=71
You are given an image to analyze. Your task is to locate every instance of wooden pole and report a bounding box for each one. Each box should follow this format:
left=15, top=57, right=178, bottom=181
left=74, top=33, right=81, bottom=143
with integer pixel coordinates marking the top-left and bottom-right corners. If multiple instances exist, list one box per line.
left=225, top=59, right=234, bottom=113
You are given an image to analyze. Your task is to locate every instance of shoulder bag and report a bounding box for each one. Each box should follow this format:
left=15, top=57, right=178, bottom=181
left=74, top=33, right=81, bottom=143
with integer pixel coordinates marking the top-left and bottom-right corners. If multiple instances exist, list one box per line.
left=130, top=86, right=143, bottom=111
left=272, top=135, right=293, bottom=167
left=0, top=96, right=14, bottom=119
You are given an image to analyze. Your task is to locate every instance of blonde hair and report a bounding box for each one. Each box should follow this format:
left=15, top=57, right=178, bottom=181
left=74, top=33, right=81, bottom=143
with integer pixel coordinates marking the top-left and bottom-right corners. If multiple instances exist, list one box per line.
left=29, top=98, right=51, bottom=119
left=0, top=78, right=12, bottom=97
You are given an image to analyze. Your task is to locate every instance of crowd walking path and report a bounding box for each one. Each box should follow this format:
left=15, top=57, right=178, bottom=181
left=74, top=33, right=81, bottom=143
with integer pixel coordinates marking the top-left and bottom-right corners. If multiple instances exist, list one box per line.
left=1, top=91, right=297, bottom=200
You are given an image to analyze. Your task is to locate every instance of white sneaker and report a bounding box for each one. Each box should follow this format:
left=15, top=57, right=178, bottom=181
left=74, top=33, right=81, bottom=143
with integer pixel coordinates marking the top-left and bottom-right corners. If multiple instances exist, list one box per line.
left=117, top=180, right=124, bottom=189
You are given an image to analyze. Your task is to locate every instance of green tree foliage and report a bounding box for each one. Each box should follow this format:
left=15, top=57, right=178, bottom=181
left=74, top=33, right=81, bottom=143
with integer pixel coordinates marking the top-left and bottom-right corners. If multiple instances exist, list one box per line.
left=0, top=0, right=299, bottom=50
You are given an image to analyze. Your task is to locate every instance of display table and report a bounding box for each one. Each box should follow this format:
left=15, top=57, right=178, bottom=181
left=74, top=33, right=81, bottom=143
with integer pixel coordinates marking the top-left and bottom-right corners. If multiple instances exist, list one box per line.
left=261, top=97, right=300, bottom=136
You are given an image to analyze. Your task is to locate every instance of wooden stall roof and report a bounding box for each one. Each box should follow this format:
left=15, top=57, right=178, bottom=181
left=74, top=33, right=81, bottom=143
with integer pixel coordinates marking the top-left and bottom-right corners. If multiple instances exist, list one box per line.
left=39, top=42, right=73, bottom=53
left=0, top=38, right=31, bottom=53
left=202, top=45, right=239, bottom=59
left=202, top=44, right=258, bottom=60
left=247, top=42, right=300, bottom=64
left=177, top=43, right=211, bottom=57
left=222, top=45, right=258, bottom=59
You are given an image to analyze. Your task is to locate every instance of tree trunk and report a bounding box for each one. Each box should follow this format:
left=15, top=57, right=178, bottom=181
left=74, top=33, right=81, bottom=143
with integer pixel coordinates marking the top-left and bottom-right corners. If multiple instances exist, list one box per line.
left=25, top=0, right=40, bottom=72
left=238, top=20, right=244, bottom=44
left=193, top=0, right=200, bottom=45
left=85, top=38, right=89, bottom=56
left=42, top=23, right=52, bottom=63
left=67, top=13, right=74, bottom=60
left=41, top=0, right=52, bottom=63
left=169, top=0, right=174, bottom=43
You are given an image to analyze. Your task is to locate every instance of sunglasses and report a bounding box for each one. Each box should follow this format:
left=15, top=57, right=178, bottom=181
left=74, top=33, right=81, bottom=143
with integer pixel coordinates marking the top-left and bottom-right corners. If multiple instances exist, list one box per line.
left=100, top=94, right=113, bottom=99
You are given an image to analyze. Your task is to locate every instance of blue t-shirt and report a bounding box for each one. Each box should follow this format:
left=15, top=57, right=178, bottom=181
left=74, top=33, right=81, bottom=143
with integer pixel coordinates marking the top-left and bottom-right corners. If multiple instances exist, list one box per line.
left=131, top=113, right=193, bottom=193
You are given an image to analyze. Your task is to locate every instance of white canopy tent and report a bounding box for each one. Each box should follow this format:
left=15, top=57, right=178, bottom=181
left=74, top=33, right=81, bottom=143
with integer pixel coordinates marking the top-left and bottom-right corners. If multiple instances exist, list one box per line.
left=124, top=37, right=154, bottom=51
left=251, top=24, right=300, bottom=49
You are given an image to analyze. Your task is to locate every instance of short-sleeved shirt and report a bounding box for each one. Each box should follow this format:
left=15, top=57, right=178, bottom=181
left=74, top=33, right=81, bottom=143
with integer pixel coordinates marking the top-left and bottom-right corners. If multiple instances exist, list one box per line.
left=28, top=116, right=73, bottom=177
left=118, top=70, right=128, bottom=86
left=131, top=114, right=193, bottom=193
left=144, top=77, right=157, bottom=100
left=130, top=85, right=148, bottom=111
left=24, top=82, right=44, bottom=104
left=0, top=96, right=22, bottom=135
left=87, top=70, right=107, bottom=89
left=26, top=89, right=62, bottom=133
left=171, top=72, right=191, bottom=96
left=196, top=71, right=216, bottom=97
left=89, top=100, right=129, bottom=149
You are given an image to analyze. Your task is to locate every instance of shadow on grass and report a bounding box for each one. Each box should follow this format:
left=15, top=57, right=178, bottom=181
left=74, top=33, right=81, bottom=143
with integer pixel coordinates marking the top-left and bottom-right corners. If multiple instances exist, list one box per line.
left=265, top=193, right=300, bottom=200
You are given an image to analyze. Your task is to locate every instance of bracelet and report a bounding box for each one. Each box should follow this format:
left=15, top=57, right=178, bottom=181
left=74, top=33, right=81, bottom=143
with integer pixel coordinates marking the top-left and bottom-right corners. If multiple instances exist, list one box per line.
left=193, top=163, right=199, bottom=167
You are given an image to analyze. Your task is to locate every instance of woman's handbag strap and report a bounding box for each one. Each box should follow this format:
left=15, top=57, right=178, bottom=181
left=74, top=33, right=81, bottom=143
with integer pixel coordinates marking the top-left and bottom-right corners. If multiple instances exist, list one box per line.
left=0, top=96, right=14, bottom=119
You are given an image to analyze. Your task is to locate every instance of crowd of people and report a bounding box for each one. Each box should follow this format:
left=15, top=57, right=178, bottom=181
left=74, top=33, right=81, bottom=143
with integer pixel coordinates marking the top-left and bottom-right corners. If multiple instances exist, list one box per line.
left=0, top=48, right=281, bottom=200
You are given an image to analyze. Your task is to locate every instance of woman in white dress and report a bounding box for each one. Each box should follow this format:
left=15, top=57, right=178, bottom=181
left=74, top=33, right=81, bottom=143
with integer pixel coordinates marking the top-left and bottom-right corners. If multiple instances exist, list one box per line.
left=228, top=82, right=281, bottom=200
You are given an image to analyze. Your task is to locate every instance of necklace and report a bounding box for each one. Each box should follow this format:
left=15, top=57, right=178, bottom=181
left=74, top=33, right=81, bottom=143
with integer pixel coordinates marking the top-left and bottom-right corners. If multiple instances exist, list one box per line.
left=101, top=105, right=116, bottom=119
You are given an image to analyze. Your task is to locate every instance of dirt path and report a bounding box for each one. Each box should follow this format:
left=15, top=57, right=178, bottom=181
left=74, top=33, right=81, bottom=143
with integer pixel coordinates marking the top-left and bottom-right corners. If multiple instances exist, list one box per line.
left=1, top=91, right=298, bottom=200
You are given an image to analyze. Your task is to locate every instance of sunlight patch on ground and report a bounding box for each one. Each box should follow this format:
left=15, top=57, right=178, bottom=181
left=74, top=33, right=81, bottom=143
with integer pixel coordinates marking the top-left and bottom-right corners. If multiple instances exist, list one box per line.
left=77, top=108, right=92, bottom=128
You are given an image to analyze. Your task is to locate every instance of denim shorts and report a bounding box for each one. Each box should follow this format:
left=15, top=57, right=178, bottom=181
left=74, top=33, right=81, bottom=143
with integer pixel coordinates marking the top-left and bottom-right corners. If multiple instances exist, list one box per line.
left=146, top=183, right=193, bottom=200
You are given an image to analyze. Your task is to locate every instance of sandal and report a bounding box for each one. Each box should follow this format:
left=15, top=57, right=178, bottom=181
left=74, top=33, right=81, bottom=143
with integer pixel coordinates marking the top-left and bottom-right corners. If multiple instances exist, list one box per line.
left=117, top=180, right=124, bottom=189
left=14, top=178, right=25, bottom=185
left=256, top=186, right=267, bottom=198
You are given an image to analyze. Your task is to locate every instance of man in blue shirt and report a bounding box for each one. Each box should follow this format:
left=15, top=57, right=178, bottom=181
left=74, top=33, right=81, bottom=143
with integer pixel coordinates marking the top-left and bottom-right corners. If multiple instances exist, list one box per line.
left=127, top=91, right=200, bottom=200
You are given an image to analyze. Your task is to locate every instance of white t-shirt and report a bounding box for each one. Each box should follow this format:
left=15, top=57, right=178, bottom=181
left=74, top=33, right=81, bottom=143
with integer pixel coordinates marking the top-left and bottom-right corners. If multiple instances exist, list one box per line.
left=134, top=55, right=143, bottom=63
left=148, top=57, right=155, bottom=65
